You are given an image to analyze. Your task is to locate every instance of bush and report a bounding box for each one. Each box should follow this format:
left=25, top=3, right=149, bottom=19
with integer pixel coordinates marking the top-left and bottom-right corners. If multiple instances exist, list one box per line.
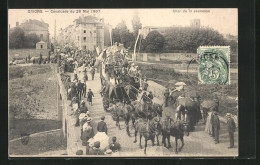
left=142, top=31, right=165, bottom=53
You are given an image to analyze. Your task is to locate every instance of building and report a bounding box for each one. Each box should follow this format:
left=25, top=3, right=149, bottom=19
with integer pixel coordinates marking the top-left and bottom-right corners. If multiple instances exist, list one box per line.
left=10, top=19, right=50, bottom=43
left=190, top=19, right=201, bottom=28
left=36, top=41, right=48, bottom=49
left=57, top=15, right=111, bottom=51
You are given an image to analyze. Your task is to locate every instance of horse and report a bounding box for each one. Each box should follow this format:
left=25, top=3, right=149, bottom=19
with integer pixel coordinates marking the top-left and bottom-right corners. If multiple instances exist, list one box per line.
left=133, top=117, right=161, bottom=154
left=161, top=119, right=188, bottom=154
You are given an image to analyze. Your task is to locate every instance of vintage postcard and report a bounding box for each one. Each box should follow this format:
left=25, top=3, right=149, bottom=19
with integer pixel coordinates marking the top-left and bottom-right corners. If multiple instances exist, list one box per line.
left=8, top=8, right=238, bottom=157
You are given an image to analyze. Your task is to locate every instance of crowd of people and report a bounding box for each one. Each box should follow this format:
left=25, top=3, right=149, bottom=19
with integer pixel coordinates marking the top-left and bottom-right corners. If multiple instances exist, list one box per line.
left=55, top=42, right=237, bottom=156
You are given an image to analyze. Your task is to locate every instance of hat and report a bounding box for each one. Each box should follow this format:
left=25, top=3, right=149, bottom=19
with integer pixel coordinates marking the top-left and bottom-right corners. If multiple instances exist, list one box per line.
left=86, top=111, right=90, bottom=115
left=226, top=113, right=232, bottom=117
left=86, top=117, right=92, bottom=122
left=81, top=100, right=85, bottom=104
left=89, top=89, right=91, bottom=90
left=165, top=113, right=170, bottom=117
left=105, top=149, right=112, bottom=154
left=149, top=91, right=152, bottom=93
left=101, top=116, right=105, bottom=120
left=94, top=141, right=100, bottom=148
left=154, top=117, right=160, bottom=122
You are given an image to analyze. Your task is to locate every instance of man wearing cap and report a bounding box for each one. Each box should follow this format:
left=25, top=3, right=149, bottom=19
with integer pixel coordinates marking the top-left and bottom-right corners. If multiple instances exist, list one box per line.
left=88, top=141, right=104, bottom=155
left=97, top=116, right=108, bottom=134
left=226, top=113, right=236, bottom=148
left=81, top=117, right=94, bottom=146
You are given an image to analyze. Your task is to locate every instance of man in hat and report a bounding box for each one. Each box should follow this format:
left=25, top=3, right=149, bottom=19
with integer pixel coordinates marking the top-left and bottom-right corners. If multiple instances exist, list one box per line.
left=87, top=89, right=94, bottom=106
left=164, top=88, right=170, bottom=107
left=80, top=100, right=88, bottom=113
left=81, top=117, right=94, bottom=146
left=142, top=79, right=148, bottom=91
left=77, top=80, right=84, bottom=100
left=87, top=141, right=104, bottom=155
left=109, top=136, right=121, bottom=152
left=97, top=116, right=108, bottom=134
left=226, top=113, right=236, bottom=148
left=211, top=111, right=220, bottom=144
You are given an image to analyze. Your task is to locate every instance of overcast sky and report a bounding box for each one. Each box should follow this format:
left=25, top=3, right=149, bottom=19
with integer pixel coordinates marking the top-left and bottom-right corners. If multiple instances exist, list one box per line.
left=9, top=9, right=238, bottom=38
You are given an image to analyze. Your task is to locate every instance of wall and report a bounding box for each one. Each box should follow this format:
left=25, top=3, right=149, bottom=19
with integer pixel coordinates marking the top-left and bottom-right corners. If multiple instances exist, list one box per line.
left=9, top=49, right=50, bottom=59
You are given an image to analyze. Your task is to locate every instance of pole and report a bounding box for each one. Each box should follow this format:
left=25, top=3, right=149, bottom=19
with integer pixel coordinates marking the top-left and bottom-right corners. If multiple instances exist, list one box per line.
left=133, top=29, right=142, bottom=63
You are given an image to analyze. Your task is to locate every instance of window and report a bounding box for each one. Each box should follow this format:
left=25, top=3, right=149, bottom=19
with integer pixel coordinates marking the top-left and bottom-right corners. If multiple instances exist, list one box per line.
left=40, top=45, right=43, bottom=49
left=84, top=30, right=86, bottom=33
left=83, top=37, right=86, bottom=42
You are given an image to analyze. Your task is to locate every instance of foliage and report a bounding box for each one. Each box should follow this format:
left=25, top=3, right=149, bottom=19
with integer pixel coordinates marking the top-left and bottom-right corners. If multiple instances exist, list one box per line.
left=225, top=40, right=238, bottom=52
left=9, top=27, right=25, bottom=49
left=9, top=28, right=41, bottom=49
left=142, top=31, right=165, bottom=53
left=132, top=14, right=142, bottom=40
left=163, top=27, right=226, bottom=53
left=24, top=33, right=41, bottom=48
left=113, top=20, right=135, bottom=49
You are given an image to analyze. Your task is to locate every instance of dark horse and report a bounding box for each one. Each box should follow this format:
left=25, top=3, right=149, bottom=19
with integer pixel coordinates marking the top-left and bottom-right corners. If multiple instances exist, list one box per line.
left=161, top=120, right=188, bottom=154
left=133, top=117, right=161, bottom=154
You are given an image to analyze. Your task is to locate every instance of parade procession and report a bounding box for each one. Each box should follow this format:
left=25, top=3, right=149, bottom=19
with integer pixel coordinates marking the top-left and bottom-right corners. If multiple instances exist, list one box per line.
left=8, top=9, right=238, bottom=157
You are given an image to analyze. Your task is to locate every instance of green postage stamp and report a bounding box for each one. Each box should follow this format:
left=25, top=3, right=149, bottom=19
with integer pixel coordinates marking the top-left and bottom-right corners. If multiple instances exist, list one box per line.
left=198, top=46, right=230, bottom=85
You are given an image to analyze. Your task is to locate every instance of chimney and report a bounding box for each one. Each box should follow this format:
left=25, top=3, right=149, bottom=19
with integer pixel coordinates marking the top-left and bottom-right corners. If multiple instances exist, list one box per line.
left=16, top=22, right=19, bottom=27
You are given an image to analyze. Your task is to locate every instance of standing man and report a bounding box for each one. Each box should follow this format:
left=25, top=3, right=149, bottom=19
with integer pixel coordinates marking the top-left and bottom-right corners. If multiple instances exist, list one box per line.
left=90, top=66, right=95, bottom=80
left=87, top=89, right=94, bottom=106
left=81, top=117, right=94, bottom=147
left=211, top=111, right=220, bottom=144
left=164, top=88, right=170, bottom=107
left=226, top=113, right=236, bottom=148
left=39, top=53, right=43, bottom=64
left=97, top=116, right=108, bottom=134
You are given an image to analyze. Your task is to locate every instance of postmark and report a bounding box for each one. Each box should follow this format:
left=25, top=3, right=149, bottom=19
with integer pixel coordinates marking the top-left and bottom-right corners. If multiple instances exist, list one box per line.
left=197, top=46, right=230, bottom=85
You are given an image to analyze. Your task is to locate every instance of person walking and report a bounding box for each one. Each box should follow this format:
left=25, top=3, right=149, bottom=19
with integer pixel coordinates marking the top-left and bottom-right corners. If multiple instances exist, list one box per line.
left=90, top=66, right=95, bottom=80
left=97, top=116, right=108, bottom=134
left=211, top=111, right=220, bottom=144
left=82, top=82, right=87, bottom=98
left=164, top=88, right=170, bottom=107
left=87, top=89, right=94, bottom=106
left=226, top=113, right=236, bottom=148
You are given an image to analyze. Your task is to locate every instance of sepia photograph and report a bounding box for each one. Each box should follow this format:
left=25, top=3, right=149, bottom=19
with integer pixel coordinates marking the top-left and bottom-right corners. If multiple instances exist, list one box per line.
left=8, top=8, right=238, bottom=157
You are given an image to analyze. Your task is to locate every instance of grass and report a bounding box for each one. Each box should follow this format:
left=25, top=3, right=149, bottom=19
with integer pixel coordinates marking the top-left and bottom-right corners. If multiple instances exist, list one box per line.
left=9, top=64, right=60, bottom=141
left=9, top=119, right=62, bottom=140
left=9, top=65, right=52, bottom=79
left=9, top=130, right=66, bottom=155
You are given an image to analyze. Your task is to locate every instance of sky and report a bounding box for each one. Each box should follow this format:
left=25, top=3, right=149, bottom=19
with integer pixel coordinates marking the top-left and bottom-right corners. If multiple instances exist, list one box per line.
left=9, top=9, right=238, bottom=39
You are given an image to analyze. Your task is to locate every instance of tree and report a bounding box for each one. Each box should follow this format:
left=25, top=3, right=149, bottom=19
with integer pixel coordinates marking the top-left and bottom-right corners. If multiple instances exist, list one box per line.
left=163, top=27, right=226, bottom=52
left=24, top=33, right=40, bottom=48
left=142, top=31, right=165, bottom=53
left=132, top=14, right=142, bottom=39
left=9, top=27, right=25, bottom=49
left=113, top=20, right=135, bottom=49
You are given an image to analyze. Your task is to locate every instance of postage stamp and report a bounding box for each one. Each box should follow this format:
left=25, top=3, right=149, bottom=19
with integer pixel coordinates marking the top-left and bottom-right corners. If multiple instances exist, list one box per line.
left=197, top=46, right=230, bottom=85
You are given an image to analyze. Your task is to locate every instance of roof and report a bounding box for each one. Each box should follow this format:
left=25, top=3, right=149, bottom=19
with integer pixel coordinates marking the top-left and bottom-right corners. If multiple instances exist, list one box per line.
left=74, top=15, right=102, bottom=24
left=37, top=41, right=47, bottom=44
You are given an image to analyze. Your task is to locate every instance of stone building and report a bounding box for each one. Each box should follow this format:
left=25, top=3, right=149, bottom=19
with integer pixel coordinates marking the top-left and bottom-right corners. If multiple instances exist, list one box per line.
left=57, top=15, right=111, bottom=51
left=10, top=19, right=50, bottom=43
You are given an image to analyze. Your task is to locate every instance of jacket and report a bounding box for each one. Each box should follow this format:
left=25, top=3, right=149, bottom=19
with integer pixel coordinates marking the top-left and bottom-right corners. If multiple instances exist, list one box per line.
left=227, top=117, right=236, bottom=132
left=97, top=121, right=108, bottom=134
